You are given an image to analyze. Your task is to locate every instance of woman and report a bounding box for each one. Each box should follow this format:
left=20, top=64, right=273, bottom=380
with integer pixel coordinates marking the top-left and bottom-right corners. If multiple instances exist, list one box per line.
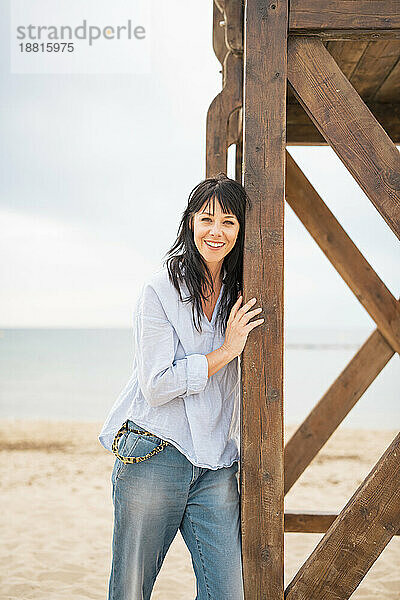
left=98, top=172, right=264, bottom=600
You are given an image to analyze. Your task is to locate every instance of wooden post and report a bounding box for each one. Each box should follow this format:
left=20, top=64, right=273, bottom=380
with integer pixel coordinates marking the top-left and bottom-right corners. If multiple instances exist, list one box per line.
left=205, top=2, right=398, bottom=597
left=206, top=1, right=243, bottom=178
left=241, top=0, right=288, bottom=597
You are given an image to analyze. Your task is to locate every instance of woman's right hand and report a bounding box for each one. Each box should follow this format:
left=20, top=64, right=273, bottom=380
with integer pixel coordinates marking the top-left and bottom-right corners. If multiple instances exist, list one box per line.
left=221, top=295, right=264, bottom=359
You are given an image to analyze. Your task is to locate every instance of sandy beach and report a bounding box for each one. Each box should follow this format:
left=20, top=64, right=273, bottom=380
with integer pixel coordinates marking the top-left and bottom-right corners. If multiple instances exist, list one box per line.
left=1, top=420, right=399, bottom=599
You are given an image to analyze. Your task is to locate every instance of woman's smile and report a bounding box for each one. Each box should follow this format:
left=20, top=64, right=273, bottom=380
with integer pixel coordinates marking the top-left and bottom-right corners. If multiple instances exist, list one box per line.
left=204, top=240, right=225, bottom=249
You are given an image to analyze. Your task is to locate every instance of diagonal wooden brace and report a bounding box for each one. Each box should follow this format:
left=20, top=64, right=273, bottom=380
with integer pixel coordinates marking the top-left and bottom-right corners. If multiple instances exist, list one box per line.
left=287, top=36, right=400, bottom=239
left=285, top=150, right=400, bottom=354
left=285, top=431, right=400, bottom=600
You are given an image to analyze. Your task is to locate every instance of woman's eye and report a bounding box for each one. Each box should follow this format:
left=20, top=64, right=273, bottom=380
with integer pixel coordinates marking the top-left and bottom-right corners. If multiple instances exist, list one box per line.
left=201, top=218, right=234, bottom=225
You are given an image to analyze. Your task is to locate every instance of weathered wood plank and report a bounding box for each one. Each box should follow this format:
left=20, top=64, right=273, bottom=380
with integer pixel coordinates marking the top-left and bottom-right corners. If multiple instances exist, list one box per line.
left=235, top=107, right=243, bottom=182
left=213, top=0, right=228, bottom=66
left=349, top=41, right=400, bottom=99
left=284, top=152, right=399, bottom=489
left=291, top=31, right=400, bottom=41
left=286, top=101, right=400, bottom=144
left=241, top=0, right=288, bottom=597
left=285, top=510, right=400, bottom=535
left=208, top=1, right=243, bottom=176
left=228, top=106, right=241, bottom=146
left=374, top=55, right=400, bottom=101
left=236, top=134, right=243, bottom=182
left=224, top=0, right=244, bottom=54
left=325, top=40, right=369, bottom=79
left=289, top=0, right=400, bottom=32
left=285, top=432, right=400, bottom=600
left=284, top=327, right=395, bottom=494
left=287, top=36, right=400, bottom=239
left=226, top=103, right=243, bottom=180
left=285, top=151, right=400, bottom=353
left=285, top=511, right=341, bottom=534
left=206, top=51, right=242, bottom=176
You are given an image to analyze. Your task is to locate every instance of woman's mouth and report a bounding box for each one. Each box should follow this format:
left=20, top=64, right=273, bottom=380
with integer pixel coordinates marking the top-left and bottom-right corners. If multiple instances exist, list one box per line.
left=204, top=240, right=225, bottom=250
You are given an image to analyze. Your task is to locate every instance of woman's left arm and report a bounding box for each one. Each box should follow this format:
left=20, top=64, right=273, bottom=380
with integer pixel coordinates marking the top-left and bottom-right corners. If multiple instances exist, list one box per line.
left=134, top=284, right=209, bottom=408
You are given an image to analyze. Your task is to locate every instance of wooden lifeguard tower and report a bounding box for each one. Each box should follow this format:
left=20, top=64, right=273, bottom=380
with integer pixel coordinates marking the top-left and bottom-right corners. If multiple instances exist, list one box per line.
left=206, top=1, right=400, bottom=598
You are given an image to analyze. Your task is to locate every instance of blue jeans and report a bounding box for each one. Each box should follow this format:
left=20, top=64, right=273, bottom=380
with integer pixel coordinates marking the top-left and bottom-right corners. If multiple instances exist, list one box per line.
left=108, top=420, right=244, bottom=600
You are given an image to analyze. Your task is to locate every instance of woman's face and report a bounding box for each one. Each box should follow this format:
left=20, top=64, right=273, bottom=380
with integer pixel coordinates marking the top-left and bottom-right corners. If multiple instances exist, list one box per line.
left=191, top=198, right=240, bottom=270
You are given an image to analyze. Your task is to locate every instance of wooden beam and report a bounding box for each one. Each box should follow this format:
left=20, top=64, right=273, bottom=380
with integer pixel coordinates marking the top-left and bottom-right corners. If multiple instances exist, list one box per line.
left=325, top=40, right=369, bottom=79
left=284, top=327, right=395, bottom=494
left=284, top=154, right=400, bottom=494
left=289, top=0, right=400, bottom=36
left=285, top=510, right=400, bottom=535
left=288, top=31, right=400, bottom=42
left=236, top=133, right=243, bottom=182
left=224, top=0, right=244, bottom=54
left=241, top=0, right=287, bottom=597
left=374, top=56, right=400, bottom=101
left=235, top=108, right=243, bottom=182
left=206, top=1, right=244, bottom=176
left=285, top=510, right=340, bottom=534
left=286, top=101, right=400, bottom=144
left=285, top=151, right=400, bottom=354
left=228, top=106, right=241, bottom=146
left=285, top=432, right=400, bottom=600
left=206, top=51, right=242, bottom=176
left=347, top=41, right=400, bottom=100
left=226, top=103, right=243, bottom=182
left=213, top=0, right=228, bottom=66
left=287, top=36, right=400, bottom=240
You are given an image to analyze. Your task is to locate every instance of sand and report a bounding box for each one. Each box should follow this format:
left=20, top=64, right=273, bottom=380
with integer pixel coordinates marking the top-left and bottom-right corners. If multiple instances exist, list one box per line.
left=0, top=420, right=399, bottom=599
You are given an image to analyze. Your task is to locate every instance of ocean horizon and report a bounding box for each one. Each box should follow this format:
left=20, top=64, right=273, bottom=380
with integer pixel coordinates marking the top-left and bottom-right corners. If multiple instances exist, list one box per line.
left=0, top=327, right=398, bottom=430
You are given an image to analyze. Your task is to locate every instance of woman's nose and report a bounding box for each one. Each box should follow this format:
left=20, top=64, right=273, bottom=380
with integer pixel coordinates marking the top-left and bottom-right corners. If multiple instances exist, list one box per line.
left=209, top=223, right=222, bottom=235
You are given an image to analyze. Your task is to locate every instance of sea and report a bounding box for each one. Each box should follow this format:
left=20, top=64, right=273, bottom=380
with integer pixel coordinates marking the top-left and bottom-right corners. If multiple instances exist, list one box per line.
left=0, top=327, right=398, bottom=430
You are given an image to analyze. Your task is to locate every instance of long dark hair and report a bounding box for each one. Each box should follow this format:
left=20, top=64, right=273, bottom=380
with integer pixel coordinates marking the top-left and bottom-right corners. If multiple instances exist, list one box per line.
left=162, top=172, right=251, bottom=336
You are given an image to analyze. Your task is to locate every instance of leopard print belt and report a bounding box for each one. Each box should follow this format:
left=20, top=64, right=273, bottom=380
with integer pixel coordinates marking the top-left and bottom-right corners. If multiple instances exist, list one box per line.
left=112, top=419, right=170, bottom=464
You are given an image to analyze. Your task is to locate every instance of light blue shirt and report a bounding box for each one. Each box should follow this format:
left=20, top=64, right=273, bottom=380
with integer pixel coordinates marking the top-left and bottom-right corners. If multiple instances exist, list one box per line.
left=98, top=265, right=241, bottom=469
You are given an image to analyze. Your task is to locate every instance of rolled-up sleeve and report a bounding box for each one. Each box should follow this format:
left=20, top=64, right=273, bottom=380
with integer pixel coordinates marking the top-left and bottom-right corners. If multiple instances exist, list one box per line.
left=134, top=284, right=209, bottom=407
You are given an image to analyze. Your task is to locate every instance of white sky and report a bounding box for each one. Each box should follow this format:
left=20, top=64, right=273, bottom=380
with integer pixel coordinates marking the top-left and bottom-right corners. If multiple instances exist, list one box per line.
left=1, top=0, right=399, bottom=328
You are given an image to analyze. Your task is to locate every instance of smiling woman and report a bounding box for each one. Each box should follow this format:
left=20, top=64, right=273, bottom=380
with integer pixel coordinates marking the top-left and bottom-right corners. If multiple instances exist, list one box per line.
left=99, top=172, right=264, bottom=600
left=164, top=172, right=254, bottom=337
left=191, top=197, right=240, bottom=322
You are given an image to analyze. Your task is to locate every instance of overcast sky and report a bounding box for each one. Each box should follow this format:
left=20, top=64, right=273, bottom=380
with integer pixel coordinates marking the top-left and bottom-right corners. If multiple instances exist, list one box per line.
left=1, top=0, right=399, bottom=329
